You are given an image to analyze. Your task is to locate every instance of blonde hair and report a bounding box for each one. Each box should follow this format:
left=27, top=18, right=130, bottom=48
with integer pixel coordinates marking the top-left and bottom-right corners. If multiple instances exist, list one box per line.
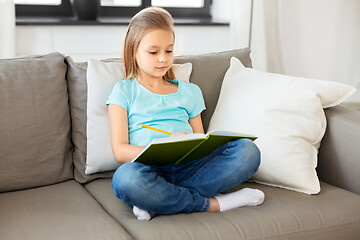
left=123, top=7, right=175, bottom=80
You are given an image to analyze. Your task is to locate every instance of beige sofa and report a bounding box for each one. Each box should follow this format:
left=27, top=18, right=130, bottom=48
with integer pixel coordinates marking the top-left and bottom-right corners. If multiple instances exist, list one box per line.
left=1, top=49, right=360, bottom=239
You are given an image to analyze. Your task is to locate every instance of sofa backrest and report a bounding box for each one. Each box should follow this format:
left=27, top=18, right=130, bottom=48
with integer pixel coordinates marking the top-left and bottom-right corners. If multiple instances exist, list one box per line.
left=65, top=48, right=253, bottom=184
left=0, top=53, right=73, bottom=192
left=174, top=49, right=253, bottom=131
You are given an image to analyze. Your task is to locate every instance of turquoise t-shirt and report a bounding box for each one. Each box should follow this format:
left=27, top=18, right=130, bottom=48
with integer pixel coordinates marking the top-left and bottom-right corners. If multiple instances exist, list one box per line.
left=106, top=79, right=206, bottom=146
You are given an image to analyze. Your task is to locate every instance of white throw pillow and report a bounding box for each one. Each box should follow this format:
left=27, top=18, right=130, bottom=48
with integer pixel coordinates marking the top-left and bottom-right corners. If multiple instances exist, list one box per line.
left=208, top=57, right=356, bottom=194
left=86, top=59, right=192, bottom=175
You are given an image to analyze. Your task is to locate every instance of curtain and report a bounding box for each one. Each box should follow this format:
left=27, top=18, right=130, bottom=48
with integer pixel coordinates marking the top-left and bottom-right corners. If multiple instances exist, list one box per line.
left=231, top=0, right=360, bottom=102
left=266, top=0, right=360, bottom=102
left=230, top=0, right=252, bottom=50
left=230, top=0, right=268, bottom=71
left=0, top=0, right=16, bottom=59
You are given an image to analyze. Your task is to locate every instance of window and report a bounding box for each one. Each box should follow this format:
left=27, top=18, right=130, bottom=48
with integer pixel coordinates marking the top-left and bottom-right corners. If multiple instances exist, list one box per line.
left=14, top=0, right=61, bottom=4
left=16, top=0, right=211, bottom=19
left=151, top=0, right=204, bottom=8
left=15, top=0, right=73, bottom=17
left=101, top=0, right=141, bottom=7
left=100, top=0, right=210, bottom=18
left=100, top=0, right=204, bottom=8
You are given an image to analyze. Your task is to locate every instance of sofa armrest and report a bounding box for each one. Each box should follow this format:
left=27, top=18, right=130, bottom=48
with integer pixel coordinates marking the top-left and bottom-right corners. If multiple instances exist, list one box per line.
left=318, top=105, right=360, bottom=195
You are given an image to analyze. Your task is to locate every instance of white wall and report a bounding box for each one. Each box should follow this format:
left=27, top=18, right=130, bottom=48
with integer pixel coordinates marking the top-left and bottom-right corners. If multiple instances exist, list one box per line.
left=16, top=24, right=231, bottom=61
left=0, top=0, right=16, bottom=58
left=15, top=0, right=233, bottom=61
left=15, top=0, right=360, bottom=102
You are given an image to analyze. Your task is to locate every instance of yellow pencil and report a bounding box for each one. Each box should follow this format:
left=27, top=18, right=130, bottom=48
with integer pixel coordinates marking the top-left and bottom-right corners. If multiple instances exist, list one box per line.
left=142, top=124, right=173, bottom=135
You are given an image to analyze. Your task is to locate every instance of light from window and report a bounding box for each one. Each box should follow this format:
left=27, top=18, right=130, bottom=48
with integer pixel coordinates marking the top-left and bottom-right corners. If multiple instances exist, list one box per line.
left=151, top=0, right=204, bottom=8
left=14, top=0, right=61, bottom=5
left=101, top=0, right=141, bottom=7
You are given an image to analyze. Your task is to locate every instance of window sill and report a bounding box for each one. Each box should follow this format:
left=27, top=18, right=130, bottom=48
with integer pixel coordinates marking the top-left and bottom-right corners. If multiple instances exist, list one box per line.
left=16, top=16, right=229, bottom=26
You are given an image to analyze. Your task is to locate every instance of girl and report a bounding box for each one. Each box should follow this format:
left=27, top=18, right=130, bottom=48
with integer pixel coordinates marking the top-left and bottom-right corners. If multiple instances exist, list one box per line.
left=107, top=7, right=264, bottom=221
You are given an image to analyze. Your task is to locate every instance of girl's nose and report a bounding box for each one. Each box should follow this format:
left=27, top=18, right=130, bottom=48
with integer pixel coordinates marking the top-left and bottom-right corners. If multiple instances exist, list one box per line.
left=158, top=54, right=167, bottom=63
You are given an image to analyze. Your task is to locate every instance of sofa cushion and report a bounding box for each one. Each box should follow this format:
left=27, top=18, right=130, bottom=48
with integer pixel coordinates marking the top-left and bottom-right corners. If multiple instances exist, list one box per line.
left=0, top=52, right=73, bottom=192
left=207, top=57, right=356, bottom=194
left=65, top=48, right=252, bottom=184
left=85, top=179, right=360, bottom=240
left=0, top=180, right=132, bottom=240
left=174, top=48, right=253, bottom=131
left=86, top=59, right=193, bottom=175
left=66, top=56, right=119, bottom=184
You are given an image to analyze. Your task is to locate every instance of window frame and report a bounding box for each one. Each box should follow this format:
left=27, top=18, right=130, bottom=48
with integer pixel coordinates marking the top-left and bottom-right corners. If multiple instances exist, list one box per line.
left=15, top=0, right=212, bottom=19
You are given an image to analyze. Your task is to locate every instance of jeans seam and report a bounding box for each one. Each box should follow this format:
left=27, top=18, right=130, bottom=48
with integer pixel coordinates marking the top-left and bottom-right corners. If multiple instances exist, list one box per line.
left=178, top=154, right=220, bottom=187
left=200, top=198, right=210, bottom=212
left=178, top=142, right=234, bottom=187
left=222, top=141, right=235, bottom=155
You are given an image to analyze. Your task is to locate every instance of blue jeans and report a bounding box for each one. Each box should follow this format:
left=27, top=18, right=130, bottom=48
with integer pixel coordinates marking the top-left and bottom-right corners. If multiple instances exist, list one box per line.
left=112, top=138, right=260, bottom=215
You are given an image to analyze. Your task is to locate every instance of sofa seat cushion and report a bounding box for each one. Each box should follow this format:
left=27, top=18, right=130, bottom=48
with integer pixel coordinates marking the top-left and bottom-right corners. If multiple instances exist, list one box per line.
left=0, top=180, right=132, bottom=240
left=85, top=179, right=360, bottom=240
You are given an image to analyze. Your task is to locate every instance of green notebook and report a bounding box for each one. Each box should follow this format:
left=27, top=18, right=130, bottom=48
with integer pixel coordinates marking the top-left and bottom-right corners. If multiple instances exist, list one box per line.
left=132, top=130, right=257, bottom=166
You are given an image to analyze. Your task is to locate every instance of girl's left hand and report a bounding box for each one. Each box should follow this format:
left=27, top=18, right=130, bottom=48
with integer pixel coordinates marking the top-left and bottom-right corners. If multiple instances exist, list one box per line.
left=171, top=131, right=188, bottom=137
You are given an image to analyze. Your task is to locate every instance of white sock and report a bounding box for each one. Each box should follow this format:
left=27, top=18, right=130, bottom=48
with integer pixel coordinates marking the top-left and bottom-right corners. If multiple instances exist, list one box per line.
left=133, top=206, right=154, bottom=221
left=214, top=188, right=265, bottom=212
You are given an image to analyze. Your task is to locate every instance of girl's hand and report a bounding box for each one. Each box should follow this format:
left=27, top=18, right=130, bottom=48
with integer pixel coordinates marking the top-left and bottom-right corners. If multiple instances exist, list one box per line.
left=171, top=131, right=188, bottom=137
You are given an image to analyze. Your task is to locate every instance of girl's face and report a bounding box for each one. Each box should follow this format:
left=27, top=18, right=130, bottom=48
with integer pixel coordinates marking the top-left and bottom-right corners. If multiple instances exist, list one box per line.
left=135, top=29, right=174, bottom=81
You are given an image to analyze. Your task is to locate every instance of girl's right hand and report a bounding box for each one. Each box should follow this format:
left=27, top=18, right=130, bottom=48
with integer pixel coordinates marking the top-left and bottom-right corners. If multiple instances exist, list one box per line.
left=171, top=131, right=188, bottom=137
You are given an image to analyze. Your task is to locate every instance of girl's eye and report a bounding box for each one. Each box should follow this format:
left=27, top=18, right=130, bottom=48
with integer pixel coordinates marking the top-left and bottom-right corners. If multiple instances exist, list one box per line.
left=149, top=52, right=157, bottom=55
left=166, top=50, right=173, bottom=53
